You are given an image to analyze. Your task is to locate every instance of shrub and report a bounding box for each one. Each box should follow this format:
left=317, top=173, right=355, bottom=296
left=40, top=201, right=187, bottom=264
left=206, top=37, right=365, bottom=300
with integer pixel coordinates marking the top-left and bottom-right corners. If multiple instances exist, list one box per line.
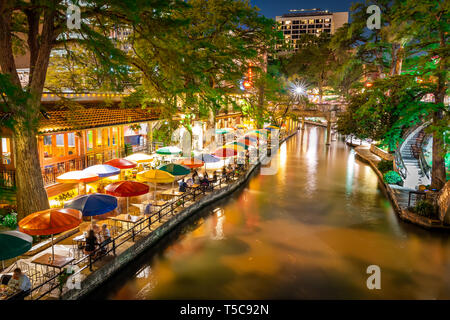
left=383, top=170, right=403, bottom=185
left=1, top=211, right=17, bottom=229
left=411, top=200, right=436, bottom=218
left=377, top=160, right=393, bottom=173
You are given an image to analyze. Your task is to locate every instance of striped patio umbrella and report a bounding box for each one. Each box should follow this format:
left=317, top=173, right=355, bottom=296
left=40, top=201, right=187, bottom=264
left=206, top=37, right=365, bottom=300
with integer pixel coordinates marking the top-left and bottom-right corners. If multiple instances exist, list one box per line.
left=83, top=164, right=121, bottom=178
left=19, top=208, right=82, bottom=259
left=156, top=146, right=182, bottom=156
left=0, top=231, right=33, bottom=269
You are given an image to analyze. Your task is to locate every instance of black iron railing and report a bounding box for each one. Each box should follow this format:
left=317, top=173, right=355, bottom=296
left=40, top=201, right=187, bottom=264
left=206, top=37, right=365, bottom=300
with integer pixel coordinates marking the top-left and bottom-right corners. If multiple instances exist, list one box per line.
left=25, top=169, right=248, bottom=300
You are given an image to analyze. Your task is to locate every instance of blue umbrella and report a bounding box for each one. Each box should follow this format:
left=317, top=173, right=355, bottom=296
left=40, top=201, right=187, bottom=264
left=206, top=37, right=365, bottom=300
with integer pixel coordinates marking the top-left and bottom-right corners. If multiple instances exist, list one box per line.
left=194, top=153, right=221, bottom=163
left=64, top=193, right=118, bottom=217
left=83, top=164, right=120, bottom=178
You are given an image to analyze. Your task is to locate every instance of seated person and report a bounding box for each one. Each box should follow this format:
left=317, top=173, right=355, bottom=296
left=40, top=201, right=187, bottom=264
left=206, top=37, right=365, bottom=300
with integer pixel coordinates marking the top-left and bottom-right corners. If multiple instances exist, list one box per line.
left=203, top=171, right=209, bottom=179
left=212, top=171, right=218, bottom=183
left=192, top=170, right=200, bottom=184
left=144, top=203, right=152, bottom=215
left=186, top=178, right=194, bottom=187
left=8, top=268, right=31, bottom=299
left=221, top=167, right=227, bottom=178
left=84, top=229, right=99, bottom=256
left=179, top=178, right=188, bottom=192
left=99, top=224, right=111, bottom=254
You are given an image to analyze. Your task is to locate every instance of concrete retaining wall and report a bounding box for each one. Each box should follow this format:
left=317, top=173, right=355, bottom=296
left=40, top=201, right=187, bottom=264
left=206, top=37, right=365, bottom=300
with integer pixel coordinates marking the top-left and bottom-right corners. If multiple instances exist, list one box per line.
left=370, top=144, right=394, bottom=161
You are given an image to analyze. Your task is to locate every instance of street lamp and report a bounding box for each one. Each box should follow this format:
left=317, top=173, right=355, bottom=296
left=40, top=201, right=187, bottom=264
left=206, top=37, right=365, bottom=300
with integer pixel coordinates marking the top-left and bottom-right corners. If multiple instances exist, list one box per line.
left=289, top=80, right=308, bottom=99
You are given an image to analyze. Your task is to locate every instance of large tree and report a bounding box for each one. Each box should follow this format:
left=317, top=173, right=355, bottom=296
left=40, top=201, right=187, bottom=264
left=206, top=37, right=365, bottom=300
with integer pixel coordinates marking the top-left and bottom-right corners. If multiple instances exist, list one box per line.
left=0, top=0, right=185, bottom=219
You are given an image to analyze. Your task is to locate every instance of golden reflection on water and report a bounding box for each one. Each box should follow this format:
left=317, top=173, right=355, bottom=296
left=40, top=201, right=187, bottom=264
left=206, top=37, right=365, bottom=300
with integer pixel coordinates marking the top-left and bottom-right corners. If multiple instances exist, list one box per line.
left=107, top=126, right=450, bottom=300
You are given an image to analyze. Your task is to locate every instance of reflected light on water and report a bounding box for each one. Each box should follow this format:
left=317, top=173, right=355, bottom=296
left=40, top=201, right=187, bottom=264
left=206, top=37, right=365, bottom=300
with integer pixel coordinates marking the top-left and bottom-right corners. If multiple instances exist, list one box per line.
left=98, top=125, right=450, bottom=300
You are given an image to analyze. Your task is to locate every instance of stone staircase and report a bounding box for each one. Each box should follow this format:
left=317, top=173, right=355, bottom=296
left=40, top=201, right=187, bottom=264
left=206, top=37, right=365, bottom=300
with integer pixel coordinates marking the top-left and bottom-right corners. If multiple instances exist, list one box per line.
left=399, top=125, right=431, bottom=189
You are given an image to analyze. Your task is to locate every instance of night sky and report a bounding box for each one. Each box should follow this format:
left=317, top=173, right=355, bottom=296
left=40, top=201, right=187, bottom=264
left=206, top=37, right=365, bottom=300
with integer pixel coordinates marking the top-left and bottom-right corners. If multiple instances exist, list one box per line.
left=250, top=0, right=357, bottom=19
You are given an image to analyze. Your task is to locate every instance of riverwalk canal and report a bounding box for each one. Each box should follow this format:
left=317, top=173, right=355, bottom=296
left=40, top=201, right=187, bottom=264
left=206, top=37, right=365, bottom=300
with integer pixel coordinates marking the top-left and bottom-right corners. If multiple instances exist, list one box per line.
left=89, top=125, right=450, bottom=300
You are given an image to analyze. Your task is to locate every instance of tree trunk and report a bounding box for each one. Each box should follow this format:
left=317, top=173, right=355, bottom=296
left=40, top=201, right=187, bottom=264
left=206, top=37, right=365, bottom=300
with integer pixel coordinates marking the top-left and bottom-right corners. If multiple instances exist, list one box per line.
left=430, top=111, right=447, bottom=190
left=14, top=116, right=49, bottom=220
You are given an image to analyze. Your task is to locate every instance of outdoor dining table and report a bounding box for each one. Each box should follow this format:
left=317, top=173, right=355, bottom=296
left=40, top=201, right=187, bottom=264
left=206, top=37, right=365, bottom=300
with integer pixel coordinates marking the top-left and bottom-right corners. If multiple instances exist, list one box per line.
left=31, top=253, right=75, bottom=281
left=161, top=189, right=184, bottom=199
left=108, top=214, right=144, bottom=241
left=0, top=284, right=20, bottom=300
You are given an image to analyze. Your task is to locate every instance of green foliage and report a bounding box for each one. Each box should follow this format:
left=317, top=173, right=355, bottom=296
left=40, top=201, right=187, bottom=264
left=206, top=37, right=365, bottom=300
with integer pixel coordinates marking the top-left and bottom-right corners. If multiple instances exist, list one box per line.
left=377, top=160, right=394, bottom=173
left=411, top=200, right=437, bottom=218
left=383, top=170, right=403, bottom=185
left=56, top=191, right=75, bottom=206
left=1, top=211, right=18, bottom=229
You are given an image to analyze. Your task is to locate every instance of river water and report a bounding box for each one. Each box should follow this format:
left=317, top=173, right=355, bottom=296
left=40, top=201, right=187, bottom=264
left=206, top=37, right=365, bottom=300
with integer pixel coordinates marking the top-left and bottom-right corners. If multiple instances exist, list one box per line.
left=91, top=125, right=450, bottom=300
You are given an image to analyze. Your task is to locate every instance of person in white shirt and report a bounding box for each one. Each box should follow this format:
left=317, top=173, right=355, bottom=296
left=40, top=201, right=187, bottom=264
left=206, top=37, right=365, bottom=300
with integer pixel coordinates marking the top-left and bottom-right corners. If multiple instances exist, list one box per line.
left=8, top=268, right=31, bottom=299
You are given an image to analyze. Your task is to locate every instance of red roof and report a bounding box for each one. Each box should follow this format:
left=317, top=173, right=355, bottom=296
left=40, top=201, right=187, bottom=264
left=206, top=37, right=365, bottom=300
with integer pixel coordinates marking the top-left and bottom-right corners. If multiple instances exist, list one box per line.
left=38, top=105, right=159, bottom=133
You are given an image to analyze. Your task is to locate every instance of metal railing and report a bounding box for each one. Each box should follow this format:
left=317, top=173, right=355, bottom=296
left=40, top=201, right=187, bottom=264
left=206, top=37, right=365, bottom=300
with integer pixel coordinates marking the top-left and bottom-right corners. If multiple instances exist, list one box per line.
left=24, top=167, right=248, bottom=300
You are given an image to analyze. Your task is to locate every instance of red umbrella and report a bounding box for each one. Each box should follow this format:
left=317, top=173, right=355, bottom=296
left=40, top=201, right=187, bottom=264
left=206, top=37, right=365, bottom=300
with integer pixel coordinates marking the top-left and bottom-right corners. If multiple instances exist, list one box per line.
left=105, top=181, right=150, bottom=214
left=105, top=158, right=137, bottom=169
left=213, top=147, right=238, bottom=158
left=105, top=181, right=149, bottom=197
left=177, top=158, right=205, bottom=169
left=19, top=208, right=82, bottom=259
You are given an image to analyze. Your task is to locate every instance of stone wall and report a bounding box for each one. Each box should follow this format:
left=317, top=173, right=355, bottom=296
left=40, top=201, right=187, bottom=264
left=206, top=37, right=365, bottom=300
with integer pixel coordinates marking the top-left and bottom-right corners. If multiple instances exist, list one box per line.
left=370, top=144, right=394, bottom=161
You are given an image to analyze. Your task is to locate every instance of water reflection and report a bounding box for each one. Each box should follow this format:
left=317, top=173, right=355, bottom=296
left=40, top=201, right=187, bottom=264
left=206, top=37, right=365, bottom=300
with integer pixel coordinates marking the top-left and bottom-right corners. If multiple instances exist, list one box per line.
left=94, top=125, right=450, bottom=300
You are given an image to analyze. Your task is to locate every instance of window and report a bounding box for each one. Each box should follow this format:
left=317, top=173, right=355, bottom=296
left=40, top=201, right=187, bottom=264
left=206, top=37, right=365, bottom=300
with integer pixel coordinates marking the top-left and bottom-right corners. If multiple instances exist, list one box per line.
left=293, top=20, right=299, bottom=24
left=1, top=138, right=11, bottom=165
left=293, top=25, right=299, bottom=29
left=44, top=135, right=52, bottom=145
left=325, top=18, right=331, bottom=23
left=112, top=128, right=118, bottom=145
left=67, top=132, right=76, bottom=156
left=68, top=133, right=75, bottom=147
left=308, top=19, right=314, bottom=24
left=55, top=134, right=65, bottom=157
left=96, top=129, right=102, bottom=147
left=56, top=134, right=64, bottom=146
left=87, top=130, right=93, bottom=151
left=43, top=135, right=52, bottom=158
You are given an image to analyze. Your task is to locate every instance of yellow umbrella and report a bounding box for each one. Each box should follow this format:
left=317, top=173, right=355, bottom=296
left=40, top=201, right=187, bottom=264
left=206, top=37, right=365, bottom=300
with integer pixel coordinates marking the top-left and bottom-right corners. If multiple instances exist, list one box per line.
left=136, top=169, right=175, bottom=199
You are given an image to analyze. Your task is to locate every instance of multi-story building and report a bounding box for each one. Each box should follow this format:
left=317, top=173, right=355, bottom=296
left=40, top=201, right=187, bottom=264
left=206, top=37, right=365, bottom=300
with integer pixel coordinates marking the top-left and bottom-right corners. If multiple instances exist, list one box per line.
left=276, top=9, right=348, bottom=53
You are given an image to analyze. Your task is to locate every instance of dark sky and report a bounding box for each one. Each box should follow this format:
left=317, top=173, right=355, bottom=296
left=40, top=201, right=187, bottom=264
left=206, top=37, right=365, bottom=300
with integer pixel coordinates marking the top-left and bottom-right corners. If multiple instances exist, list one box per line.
left=250, top=0, right=357, bottom=19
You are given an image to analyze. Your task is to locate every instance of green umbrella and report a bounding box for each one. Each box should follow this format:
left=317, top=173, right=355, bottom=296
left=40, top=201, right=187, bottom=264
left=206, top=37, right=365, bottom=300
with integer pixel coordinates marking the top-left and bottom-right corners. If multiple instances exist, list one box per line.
left=215, top=128, right=232, bottom=134
left=0, top=230, right=33, bottom=269
left=157, top=163, right=191, bottom=176
left=156, top=146, right=182, bottom=155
